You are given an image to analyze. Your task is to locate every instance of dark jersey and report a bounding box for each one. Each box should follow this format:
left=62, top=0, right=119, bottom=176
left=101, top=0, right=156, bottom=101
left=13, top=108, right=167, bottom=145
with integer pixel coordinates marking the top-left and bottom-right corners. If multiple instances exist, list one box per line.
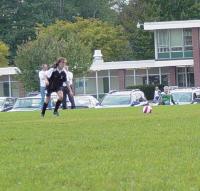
left=47, top=68, right=66, bottom=90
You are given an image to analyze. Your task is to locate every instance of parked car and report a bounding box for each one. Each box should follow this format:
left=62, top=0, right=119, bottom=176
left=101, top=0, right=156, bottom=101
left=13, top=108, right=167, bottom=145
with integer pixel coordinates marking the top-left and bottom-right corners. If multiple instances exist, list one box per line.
left=171, top=88, right=200, bottom=105
left=32, top=93, right=99, bottom=109
left=9, top=95, right=57, bottom=112
left=0, top=97, right=16, bottom=112
left=72, top=96, right=99, bottom=109
left=96, top=90, right=148, bottom=108
left=9, top=97, right=41, bottom=112
left=26, top=91, right=40, bottom=97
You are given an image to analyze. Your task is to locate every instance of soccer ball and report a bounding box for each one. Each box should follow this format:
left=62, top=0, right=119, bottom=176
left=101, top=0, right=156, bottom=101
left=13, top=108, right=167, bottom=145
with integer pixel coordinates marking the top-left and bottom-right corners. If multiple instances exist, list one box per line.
left=143, top=105, right=152, bottom=114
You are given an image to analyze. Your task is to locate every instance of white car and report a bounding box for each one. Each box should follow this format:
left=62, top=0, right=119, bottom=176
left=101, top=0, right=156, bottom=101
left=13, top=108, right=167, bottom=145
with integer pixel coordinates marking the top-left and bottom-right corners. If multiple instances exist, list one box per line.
left=9, top=97, right=41, bottom=112
left=171, top=88, right=200, bottom=105
left=9, top=96, right=54, bottom=112
left=0, top=97, right=16, bottom=112
left=97, top=90, right=148, bottom=108
left=69, top=95, right=99, bottom=109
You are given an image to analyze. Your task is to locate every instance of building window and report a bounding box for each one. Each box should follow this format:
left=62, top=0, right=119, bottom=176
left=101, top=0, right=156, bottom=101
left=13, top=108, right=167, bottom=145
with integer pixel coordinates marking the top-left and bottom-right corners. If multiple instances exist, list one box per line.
left=157, top=30, right=170, bottom=59
left=183, top=29, right=193, bottom=58
left=177, top=67, right=194, bottom=87
left=157, top=29, right=193, bottom=60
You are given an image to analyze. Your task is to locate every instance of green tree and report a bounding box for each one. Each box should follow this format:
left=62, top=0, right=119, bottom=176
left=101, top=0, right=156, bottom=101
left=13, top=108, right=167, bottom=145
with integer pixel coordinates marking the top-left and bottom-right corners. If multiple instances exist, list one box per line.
left=16, top=34, right=91, bottom=91
left=16, top=18, right=132, bottom=91
left=0, top=0, right=119, bottom=64
left=0, top=41, right=9, bottom=67
left=38, top=18, right=132, bottom=61
left=119, top=0, right=159, bottom=59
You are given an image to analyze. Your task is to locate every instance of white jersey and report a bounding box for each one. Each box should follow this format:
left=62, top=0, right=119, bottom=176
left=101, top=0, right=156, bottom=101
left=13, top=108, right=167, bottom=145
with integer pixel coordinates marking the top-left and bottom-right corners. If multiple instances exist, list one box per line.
left=63, top=70, right=73, bottom=87
left=39, top=70, right=47, bottom=87
left=67, top=71, right=73, bottom=86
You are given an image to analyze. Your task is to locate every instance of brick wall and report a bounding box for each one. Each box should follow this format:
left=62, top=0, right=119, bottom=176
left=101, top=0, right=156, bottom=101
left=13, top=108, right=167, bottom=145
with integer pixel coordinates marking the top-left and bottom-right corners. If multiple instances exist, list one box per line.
left=192, top=28, right=200, bottom=87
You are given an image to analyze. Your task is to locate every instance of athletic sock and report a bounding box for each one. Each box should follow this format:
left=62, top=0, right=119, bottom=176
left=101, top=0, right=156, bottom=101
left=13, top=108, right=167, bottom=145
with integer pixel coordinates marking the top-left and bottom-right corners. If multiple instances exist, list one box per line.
left=54, top=100, right=62, bottom=112
left=41, top=102, right=48, bottom=115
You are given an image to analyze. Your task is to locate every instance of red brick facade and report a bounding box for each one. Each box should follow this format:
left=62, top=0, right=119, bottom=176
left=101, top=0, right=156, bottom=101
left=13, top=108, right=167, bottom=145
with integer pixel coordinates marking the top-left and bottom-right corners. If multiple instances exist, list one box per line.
left=192, top=28, right=200, bottom=87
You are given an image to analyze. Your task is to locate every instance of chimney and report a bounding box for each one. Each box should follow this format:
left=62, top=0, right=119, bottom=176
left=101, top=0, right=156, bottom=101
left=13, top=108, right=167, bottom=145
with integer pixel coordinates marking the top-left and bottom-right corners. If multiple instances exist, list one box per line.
left=93, top=50, right=104, bottom=64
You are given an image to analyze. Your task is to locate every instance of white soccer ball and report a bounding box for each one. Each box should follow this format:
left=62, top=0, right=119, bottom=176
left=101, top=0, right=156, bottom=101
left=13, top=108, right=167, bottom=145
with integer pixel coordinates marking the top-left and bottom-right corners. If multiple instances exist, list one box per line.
left=143, top=105, right=152, bottom=114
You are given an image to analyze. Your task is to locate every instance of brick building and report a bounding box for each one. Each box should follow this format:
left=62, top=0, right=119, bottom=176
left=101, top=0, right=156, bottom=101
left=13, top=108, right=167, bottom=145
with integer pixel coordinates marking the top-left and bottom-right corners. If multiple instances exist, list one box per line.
left=74, top=20, right=200, bottom=99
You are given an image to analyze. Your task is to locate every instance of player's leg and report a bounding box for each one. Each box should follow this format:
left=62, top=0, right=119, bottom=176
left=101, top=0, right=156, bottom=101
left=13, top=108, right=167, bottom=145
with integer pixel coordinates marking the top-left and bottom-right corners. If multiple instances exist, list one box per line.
left=62, top=87, right=67, bottom=109
left=53, top=90, right=63, bottom=115
left=41, top=90, right=51, bottom=117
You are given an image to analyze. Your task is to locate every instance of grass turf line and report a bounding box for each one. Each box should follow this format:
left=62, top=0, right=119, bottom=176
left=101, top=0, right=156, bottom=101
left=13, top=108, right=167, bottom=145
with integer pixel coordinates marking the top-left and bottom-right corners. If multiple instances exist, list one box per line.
left=0, top=105, right=200, bottom=191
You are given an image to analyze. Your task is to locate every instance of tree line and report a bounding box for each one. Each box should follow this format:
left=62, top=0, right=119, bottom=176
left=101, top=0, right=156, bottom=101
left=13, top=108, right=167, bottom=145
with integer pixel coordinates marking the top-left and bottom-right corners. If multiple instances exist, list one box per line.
left=0, top=0, right=200, bottom=90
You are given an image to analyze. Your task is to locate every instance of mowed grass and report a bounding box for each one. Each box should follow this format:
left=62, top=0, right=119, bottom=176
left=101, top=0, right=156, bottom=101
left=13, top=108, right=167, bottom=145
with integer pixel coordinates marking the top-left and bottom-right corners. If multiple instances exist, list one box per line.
left=0, top=105, right=200, bottom=191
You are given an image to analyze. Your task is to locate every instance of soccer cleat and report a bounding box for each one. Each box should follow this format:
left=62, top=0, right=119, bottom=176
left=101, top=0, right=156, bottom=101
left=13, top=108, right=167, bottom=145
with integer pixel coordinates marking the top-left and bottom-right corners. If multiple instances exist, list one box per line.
left=53, top=111, right=59, bottom=116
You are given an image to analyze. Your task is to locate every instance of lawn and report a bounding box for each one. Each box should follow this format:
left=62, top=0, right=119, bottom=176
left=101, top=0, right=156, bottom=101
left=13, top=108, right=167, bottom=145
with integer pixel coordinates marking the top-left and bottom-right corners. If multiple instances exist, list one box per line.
left=0, top=105, right=200, bottom=191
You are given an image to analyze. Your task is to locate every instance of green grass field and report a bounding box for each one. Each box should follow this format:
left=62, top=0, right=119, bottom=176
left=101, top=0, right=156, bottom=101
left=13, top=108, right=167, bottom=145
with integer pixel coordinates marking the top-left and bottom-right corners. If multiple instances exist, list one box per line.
left=1, top=105, right=200, bottom=191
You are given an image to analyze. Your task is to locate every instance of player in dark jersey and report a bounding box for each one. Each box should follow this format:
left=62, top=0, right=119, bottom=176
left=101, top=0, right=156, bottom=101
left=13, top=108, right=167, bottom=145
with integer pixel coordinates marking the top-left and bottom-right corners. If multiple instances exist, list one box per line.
left=41, top=57, right=68, bottom=117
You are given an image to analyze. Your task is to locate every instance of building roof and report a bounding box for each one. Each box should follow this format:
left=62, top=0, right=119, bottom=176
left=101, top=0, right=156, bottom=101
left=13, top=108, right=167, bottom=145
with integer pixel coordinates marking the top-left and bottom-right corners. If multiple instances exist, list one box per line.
left=144, top=20, right=200, bottom=30
left=0, top=67, right=20, bottom=76
left=90, top=59, right=193, bottom=71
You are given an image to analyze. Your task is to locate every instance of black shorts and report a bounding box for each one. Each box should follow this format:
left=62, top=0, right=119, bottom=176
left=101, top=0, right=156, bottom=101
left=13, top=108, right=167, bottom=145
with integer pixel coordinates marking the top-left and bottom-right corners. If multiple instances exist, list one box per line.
left=46, top=86, right=62, bottom=97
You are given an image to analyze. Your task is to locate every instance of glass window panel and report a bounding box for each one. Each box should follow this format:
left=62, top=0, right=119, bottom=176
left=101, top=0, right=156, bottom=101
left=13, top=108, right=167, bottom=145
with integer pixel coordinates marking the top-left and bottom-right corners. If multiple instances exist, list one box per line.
left=125, top=76, right=134, bottom=87
left=184, top=29, right=192, bottom=46
left=170, top=29, right=183, bottom=47
left=85, top=78, right=96, bottom=94
left=11, top=82, right=20, bottom=97
left=158, top=30, right=169, bottom=47
left=75, top=78, right=84, bottom=94
left=135, top=76, right=144, bottom=85
left=149, top=75, right=160, bottom=85
left=135, top=69, right=146, bottom=76
left=110, top=77, right=119, bottom=90
left=0, top=83, right=3, bottom=96
left=161, top=75, right=169, bottom=86
left=148, top=68, right=159, bottom=75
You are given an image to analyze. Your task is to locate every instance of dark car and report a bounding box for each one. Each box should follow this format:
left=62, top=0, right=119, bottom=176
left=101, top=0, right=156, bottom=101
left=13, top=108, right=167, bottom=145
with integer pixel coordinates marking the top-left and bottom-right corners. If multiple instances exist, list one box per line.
left=0, top=97, right=16, bottom=112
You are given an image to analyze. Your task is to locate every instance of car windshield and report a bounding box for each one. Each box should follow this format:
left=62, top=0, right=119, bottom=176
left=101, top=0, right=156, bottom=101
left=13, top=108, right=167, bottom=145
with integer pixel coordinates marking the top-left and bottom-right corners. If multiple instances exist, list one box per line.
left=13, top=98, right=41, bottom=108
left=101, top=95, right=131, bottom=106
left=0, top=99, right=5, bottom=108
left=171, top=92, right=193, bottom=103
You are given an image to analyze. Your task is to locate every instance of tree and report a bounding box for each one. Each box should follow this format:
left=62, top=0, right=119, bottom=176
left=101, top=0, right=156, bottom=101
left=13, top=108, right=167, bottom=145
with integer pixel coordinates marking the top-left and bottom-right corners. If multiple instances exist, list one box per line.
left=38, top=18, right=133, bottom=61
left=16, top=33, right=91, bottom=91
left=119, top=0, right=159, bottom=59
left=0, top=41, right=9, bottom=67
left=16, top=18, right=132, bottom=91
left=0, top=0, right=119, bottom=64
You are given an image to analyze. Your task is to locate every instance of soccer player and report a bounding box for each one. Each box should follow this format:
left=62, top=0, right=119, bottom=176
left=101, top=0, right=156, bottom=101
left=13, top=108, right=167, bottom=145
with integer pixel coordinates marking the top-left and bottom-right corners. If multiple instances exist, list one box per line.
left=41, top=57, right=68, bottom=117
